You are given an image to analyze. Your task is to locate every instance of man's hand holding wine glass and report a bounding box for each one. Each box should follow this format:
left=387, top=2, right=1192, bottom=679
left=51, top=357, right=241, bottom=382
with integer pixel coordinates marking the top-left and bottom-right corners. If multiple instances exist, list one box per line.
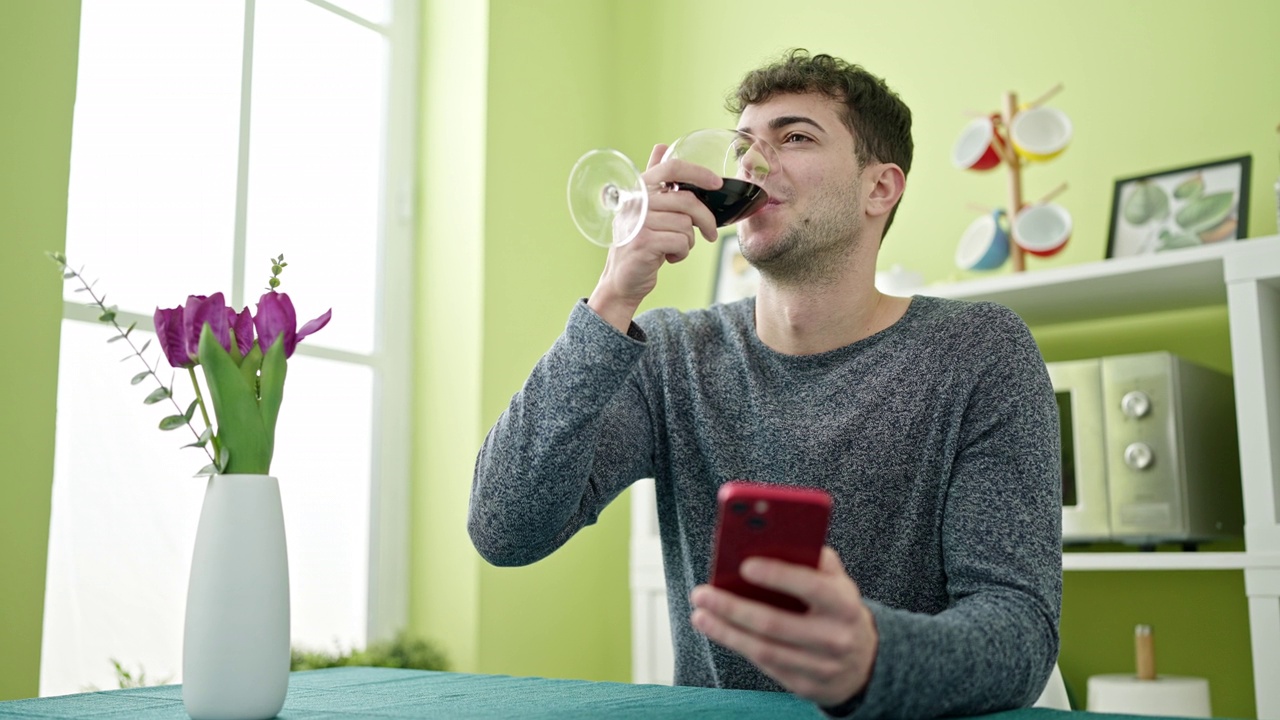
left=587, top=144, right=723, bottom=334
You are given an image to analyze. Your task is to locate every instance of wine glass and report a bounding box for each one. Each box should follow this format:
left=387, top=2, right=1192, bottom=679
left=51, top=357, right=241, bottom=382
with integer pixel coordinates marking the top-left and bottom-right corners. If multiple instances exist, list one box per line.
left=567, top=128, right=780, bottom=248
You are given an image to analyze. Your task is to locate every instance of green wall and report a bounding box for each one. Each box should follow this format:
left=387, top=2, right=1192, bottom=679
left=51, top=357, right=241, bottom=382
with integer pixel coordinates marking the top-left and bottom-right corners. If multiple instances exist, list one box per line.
left=439, top=1, right=1280, bottom=717
left=5, top=0, right=1277, bottom=715
left=0, top=1, right=81, bottom=703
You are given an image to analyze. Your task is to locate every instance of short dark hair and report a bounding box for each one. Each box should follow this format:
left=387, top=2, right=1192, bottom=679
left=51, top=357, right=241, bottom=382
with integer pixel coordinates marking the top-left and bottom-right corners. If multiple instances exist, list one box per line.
left=727, top=49, right=913, bottom=238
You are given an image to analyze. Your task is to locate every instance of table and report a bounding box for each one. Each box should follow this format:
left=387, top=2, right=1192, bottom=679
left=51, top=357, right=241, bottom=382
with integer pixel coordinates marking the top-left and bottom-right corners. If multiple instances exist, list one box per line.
left=0, top=667, right=1237, bottom=718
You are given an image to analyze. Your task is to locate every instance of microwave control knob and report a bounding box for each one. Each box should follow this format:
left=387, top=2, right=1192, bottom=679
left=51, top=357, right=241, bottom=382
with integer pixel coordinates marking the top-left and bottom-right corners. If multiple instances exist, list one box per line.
left=1121, top=391, right=1152, bottom=418
left=1124, top=442, right=1154, bottom=470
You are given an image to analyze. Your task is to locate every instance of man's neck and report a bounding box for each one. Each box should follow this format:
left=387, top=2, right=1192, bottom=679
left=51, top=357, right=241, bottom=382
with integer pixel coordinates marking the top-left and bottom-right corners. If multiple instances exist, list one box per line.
left=753, top=264, right=910, bottom=356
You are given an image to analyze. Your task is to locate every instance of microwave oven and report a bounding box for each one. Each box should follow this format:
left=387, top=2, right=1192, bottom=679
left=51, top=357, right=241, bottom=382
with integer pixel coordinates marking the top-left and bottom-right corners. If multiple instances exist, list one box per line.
left=1047, top=352, right=1242, bottom=546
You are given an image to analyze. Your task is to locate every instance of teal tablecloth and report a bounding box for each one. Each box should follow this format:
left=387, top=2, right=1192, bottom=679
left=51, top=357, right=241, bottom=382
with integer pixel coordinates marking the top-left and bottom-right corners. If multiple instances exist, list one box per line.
left=0, top=667, right=1231, bottom=719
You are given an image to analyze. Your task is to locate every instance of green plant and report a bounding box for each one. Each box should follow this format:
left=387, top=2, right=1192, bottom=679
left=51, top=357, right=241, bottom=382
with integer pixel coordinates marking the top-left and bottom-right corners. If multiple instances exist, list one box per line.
left=290, top=631, right=448, bottom=672
left=48, top=252, right=331, bottom=476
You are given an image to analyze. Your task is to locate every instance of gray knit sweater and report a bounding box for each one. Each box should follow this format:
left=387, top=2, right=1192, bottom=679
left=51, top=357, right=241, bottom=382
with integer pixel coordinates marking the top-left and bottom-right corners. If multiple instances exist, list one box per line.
left=469, top=295, right=1062, bottom=719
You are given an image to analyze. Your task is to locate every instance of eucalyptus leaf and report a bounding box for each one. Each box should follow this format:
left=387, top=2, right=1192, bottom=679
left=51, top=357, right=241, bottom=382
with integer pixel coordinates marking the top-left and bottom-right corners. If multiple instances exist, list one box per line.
left=63, top=271, right=75, bottom=279
left=218, top=445, right=230, bottom=471
left=182, top=427, right=213, bottom=449
left=108, top=334, right=126, bottom=343
left=131, top=371, right=150, bottom=385
left=143, top=387, right=171, bottom=405
left=124, top=321, right=137, bottom=337
left=185, top=399, right=198, bottom=422
left=139, top=339, right=152, bottom=355
left=194, top=463, right=217, bottom=477
left=159, top=414, right=188, bottom=431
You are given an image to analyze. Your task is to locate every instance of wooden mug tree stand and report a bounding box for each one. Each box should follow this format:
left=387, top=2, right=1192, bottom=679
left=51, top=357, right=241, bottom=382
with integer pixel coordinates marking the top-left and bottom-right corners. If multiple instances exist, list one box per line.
left=981, top=84, right=1067, bottom=273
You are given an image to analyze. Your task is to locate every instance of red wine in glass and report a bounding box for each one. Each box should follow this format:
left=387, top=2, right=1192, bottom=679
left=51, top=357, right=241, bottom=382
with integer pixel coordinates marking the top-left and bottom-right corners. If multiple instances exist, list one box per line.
left=666, top=178, right=769, bottom=226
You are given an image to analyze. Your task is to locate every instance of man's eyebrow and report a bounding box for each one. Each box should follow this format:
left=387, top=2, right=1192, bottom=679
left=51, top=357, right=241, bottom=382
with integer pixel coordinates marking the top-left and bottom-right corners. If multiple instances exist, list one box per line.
left=738, top=115, right=827, bottom=136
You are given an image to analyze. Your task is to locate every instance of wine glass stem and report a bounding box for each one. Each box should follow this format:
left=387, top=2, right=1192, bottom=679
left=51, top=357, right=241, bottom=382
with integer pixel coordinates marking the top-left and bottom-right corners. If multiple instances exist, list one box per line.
left=601, top=183, right=622, bottom=212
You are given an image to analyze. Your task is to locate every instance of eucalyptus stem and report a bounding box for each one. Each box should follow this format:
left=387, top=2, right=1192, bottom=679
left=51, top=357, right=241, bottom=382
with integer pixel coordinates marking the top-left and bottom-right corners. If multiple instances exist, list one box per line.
left=49, top=253, right=215, bottom=464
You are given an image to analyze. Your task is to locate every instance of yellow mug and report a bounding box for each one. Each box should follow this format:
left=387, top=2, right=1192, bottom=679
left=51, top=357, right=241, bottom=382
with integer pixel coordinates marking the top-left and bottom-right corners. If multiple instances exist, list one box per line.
left=1010, top=106, right=1072, bottom=162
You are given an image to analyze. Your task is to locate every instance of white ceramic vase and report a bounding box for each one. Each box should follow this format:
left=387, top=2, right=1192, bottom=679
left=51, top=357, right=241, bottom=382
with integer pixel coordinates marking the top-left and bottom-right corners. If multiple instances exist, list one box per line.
left=183, top=474, right=290, bottom=720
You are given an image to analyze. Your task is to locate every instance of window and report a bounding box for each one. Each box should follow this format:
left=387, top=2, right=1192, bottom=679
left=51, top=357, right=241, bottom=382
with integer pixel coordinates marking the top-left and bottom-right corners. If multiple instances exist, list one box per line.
left=41, top=0, right=416, bottom=695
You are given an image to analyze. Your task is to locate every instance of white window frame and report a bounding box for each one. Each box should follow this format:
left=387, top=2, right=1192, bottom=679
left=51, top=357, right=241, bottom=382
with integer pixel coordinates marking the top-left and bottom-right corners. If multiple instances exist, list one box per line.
left=56, top=0, right=418, bottom=647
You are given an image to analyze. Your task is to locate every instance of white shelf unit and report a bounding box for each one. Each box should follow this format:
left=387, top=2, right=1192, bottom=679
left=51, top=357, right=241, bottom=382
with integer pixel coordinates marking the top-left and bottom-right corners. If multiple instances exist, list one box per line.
left=927, top=235, right=1280, bottom=719
left=1062, top=552, right=1280, bottom=572
left=628, top=235, right=1280, bottom=715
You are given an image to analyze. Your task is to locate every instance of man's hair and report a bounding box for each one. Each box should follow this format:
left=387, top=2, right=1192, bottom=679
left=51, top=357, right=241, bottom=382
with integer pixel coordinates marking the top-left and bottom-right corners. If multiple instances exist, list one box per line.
left=727, top=49, right=913, bottom=239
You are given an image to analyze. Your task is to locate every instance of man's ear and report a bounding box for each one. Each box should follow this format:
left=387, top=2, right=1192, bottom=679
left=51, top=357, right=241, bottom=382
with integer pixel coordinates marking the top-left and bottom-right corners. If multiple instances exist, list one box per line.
left=864, top=163, right=906, bottom=219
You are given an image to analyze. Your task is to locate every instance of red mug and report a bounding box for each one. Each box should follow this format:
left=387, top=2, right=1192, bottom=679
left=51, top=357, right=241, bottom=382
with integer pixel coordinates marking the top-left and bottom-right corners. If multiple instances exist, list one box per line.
left=951, top=115, right=1006, bottom=171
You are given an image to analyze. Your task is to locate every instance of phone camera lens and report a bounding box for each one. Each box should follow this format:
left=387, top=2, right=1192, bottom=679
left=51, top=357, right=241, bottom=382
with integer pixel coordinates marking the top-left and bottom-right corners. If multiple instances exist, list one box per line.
left=747, top=516, right=767, bottom=530
left=730, top=502, right=748, bottom=514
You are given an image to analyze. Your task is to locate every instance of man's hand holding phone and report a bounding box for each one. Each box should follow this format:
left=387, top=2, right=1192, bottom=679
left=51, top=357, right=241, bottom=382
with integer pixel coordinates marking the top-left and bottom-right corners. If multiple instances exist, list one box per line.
left=691, top=482, right=878, bottom=708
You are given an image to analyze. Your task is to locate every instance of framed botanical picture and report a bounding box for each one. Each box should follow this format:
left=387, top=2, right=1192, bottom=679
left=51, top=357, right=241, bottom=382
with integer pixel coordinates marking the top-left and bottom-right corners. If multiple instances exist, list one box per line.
left=1106, top=155, right=1251, bottom=259
left=711, top=231, right=759, bottom=304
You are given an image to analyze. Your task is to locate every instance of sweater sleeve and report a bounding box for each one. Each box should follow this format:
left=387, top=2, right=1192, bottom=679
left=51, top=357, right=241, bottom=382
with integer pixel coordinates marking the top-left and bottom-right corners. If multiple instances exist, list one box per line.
left=468, top=300, right=659, bottom=567
left=846, top=305, right=1063, bottom=719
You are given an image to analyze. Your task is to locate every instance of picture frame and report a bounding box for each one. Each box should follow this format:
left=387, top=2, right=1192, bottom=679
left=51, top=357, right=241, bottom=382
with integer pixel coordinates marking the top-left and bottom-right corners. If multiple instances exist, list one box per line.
left=1106, top=155, right=1251, bottom=259
left=711, top=231, right=759, bottom=304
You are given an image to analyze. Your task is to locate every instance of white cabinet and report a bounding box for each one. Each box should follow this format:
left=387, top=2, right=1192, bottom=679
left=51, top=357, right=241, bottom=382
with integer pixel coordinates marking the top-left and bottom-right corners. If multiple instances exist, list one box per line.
left=628, top=235, right=1280, bottom=715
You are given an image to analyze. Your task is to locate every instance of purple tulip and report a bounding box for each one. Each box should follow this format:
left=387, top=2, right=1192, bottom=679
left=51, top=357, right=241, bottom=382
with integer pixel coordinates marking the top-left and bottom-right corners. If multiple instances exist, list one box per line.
left=254, top=291, right=332, bottom=358
left=154, top=305, right=194, bottom=369
left=227, top=306, right=254, bottom=357
left=153, top=293, right=233, bottom=369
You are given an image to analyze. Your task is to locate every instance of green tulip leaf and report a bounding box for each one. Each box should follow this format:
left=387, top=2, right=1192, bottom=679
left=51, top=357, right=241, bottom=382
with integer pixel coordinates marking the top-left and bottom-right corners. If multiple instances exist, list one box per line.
left=239, top=344, right=263, bottom=395
left=258, top=336, right=288, bottom=465
left=1175, top=191, right=1234, bottom=232
left=198, top=323, right=271, bottom=475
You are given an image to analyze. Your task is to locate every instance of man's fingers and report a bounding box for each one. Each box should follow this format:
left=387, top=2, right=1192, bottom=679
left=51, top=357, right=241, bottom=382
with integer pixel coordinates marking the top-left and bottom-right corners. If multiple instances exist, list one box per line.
left=690, top=607, right=845, bottom=691
left=740, top=552, right=861, bottom=618
left=648, top=184, right=717, bottom=242
left=691, top=584, right=852, bottom=655
left=819, top=547, right=844, bottom=574
left=647, top=144, right=668, bottom=171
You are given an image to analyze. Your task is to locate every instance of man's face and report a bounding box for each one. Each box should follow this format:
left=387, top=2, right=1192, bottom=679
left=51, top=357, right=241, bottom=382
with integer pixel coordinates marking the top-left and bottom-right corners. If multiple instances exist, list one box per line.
left=734, top=92, right=866, bottom=283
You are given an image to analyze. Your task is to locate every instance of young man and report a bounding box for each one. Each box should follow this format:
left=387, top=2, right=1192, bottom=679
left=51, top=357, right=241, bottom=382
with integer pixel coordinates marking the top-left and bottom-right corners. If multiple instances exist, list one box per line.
left=469, top=50, right=1061, bottom=718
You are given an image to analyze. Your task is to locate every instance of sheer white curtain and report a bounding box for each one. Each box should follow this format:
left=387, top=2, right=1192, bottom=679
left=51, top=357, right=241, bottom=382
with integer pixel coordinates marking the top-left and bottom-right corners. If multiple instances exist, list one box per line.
left=41, top=0, right=411, bottom=696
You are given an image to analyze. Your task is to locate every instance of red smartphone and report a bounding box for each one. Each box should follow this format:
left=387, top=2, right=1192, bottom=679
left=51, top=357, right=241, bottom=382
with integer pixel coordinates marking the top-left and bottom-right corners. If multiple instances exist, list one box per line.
left=708, top=481, right=832, bottom=613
